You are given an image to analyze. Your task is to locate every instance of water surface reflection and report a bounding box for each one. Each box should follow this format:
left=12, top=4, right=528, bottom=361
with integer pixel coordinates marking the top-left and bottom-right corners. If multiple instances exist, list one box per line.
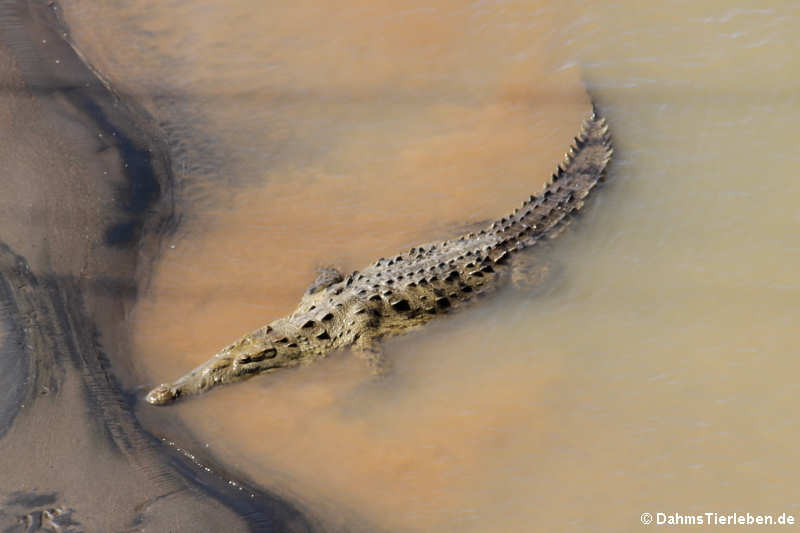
left=55, top=1, right=800, bottom=531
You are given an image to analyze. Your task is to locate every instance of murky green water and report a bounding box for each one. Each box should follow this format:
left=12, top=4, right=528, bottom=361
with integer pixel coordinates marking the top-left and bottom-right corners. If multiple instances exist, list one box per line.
left=55, top=1, right=800, bottom=531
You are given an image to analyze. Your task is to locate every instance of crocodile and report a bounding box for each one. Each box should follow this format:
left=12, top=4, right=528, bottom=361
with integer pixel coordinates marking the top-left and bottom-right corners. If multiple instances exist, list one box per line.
left=146, top=106, right=613, bottom=405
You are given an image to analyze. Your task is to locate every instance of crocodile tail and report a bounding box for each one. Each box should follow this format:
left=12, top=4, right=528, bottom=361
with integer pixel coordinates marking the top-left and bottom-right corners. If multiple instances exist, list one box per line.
left=486, top=105, right=613, bottom=259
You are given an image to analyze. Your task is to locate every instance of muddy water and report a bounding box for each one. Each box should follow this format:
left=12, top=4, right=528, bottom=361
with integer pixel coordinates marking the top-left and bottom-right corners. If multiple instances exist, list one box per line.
left=57, top=1, right=800, bottom=531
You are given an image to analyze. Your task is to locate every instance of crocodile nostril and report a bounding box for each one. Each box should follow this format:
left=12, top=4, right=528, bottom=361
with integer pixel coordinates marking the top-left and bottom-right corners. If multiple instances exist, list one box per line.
left=146, top=384, right=179, bottom=405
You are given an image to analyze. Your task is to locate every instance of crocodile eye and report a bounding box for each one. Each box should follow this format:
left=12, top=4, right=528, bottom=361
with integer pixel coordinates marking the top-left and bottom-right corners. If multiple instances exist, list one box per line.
left=258, top=347, right=278, bottom=359
left=238, top=347, right=277, bottom=364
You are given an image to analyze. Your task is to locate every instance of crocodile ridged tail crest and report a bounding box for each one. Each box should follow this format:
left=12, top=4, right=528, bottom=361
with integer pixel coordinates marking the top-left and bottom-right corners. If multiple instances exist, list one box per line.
left=486, top=106, right=613, bottom=256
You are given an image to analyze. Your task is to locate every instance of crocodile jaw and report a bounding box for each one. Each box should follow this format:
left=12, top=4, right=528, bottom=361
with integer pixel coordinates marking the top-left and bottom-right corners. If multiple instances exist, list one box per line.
left=145, top=328, right=293, bottom=405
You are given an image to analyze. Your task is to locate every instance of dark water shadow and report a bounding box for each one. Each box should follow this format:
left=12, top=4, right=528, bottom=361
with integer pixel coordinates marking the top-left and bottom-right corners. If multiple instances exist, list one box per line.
left=0, top=1, right=328, bottom=531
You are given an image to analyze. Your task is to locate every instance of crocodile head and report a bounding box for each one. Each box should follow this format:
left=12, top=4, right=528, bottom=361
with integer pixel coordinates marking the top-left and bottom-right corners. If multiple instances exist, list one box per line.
left=145, top=325, right=295, bottom=405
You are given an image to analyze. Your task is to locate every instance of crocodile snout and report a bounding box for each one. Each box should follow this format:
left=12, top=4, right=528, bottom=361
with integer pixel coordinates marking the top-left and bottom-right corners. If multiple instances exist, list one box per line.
left=145, top=383, right=180, bottom=405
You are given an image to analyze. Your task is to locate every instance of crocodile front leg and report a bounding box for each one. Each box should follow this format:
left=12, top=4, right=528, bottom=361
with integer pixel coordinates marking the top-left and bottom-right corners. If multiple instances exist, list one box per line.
left=352, top=333, right=390, bottom=375
left=305, top=266, right=344, bottom=295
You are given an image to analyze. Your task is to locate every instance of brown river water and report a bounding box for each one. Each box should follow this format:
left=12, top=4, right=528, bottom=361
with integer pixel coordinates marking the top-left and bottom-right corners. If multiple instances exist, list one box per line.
left=22, top=0, right=800, bottom=531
